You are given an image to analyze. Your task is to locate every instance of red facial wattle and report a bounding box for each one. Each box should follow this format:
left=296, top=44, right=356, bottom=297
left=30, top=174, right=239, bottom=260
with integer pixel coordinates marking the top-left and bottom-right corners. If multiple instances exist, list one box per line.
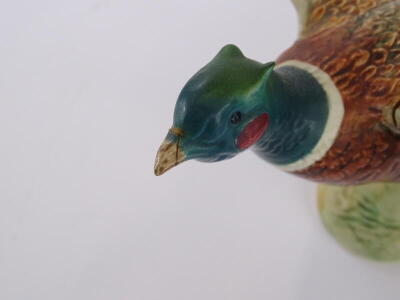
left=236, top=113, right=269, bottom=150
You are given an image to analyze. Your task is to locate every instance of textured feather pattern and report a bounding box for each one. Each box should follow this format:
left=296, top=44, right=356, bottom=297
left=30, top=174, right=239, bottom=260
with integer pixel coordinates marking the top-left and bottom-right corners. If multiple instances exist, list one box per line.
left=319, top=182, right=400, bottom=260
left=292, top=0, right=397, bottom=37
left=280, top=0, right=400, bottom=184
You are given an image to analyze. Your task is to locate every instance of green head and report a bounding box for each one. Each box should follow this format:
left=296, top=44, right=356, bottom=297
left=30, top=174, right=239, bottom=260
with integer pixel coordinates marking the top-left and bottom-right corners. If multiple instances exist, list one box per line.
left=155, top=44, right=275, bottom=175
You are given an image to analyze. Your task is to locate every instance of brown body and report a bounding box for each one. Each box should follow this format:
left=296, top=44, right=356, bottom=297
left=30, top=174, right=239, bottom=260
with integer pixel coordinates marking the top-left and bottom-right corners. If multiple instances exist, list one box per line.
left=278, top=0, right=400, bottom=184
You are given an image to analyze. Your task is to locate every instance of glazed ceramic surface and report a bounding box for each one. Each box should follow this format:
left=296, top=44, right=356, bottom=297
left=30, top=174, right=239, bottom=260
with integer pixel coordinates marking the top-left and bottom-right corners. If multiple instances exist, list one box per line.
left=155, top=0, right=400, bottom=261
left=280, top=0, right=400, bottom=184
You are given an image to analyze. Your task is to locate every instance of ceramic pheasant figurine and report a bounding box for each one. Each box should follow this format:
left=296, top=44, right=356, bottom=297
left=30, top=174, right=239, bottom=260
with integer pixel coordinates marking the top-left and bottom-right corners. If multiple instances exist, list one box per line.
left=155, top=0, right=400, bottom=261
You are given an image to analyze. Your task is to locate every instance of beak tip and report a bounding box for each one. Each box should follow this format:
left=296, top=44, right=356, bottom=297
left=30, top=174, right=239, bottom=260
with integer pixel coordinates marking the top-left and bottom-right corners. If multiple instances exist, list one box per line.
left=154, top=166, right=164, bottom=176
left=154, top=140, right=186, bottom=177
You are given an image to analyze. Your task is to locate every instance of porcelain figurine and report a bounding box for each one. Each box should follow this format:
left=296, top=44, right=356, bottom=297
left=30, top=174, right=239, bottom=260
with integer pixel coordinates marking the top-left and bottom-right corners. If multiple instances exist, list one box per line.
left=154, top=0, right=400, bottom=261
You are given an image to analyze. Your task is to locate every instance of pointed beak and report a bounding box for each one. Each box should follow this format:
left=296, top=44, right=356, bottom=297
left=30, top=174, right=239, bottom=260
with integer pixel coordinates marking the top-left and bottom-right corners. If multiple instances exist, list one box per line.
left=154, top=139, right=186, bottom=176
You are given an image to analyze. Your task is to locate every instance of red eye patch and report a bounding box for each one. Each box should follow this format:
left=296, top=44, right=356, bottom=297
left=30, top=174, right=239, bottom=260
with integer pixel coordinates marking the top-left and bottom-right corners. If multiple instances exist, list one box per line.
left=236, top=113, right=269, bottom=150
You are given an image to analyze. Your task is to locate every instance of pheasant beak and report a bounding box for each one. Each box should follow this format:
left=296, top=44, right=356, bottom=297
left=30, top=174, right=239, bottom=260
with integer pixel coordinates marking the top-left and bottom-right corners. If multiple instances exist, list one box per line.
left=154, top=129, right=186, bottom=176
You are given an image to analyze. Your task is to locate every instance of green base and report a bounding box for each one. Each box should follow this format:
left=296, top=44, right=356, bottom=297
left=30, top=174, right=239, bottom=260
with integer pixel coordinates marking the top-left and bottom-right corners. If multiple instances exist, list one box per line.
left=318, top=182, right=400, bottom=262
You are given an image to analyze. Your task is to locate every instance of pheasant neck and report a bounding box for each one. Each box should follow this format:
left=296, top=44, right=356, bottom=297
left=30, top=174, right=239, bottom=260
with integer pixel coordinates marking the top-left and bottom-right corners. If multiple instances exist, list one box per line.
left=253, top=64, right=329, bottom=168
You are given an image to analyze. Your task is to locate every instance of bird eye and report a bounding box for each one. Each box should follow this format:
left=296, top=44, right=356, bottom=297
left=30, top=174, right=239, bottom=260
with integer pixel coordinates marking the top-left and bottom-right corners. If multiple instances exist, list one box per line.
left=230, top=111, right=242, bottom=124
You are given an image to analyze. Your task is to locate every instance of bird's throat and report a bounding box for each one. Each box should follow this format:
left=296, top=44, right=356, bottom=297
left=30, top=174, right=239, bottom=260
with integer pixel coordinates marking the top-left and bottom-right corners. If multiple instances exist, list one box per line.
left=253, top=63, right=330, bottom=167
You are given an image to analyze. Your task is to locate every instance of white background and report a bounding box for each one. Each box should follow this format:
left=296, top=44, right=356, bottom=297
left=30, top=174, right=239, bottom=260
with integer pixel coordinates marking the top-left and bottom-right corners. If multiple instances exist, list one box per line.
left=1, top=1, right=400, bottom=299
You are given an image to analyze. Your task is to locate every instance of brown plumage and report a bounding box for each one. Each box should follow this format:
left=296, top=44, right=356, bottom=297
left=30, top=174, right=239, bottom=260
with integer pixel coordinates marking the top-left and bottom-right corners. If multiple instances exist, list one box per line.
left=278, top=0, right=400, bottom=184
